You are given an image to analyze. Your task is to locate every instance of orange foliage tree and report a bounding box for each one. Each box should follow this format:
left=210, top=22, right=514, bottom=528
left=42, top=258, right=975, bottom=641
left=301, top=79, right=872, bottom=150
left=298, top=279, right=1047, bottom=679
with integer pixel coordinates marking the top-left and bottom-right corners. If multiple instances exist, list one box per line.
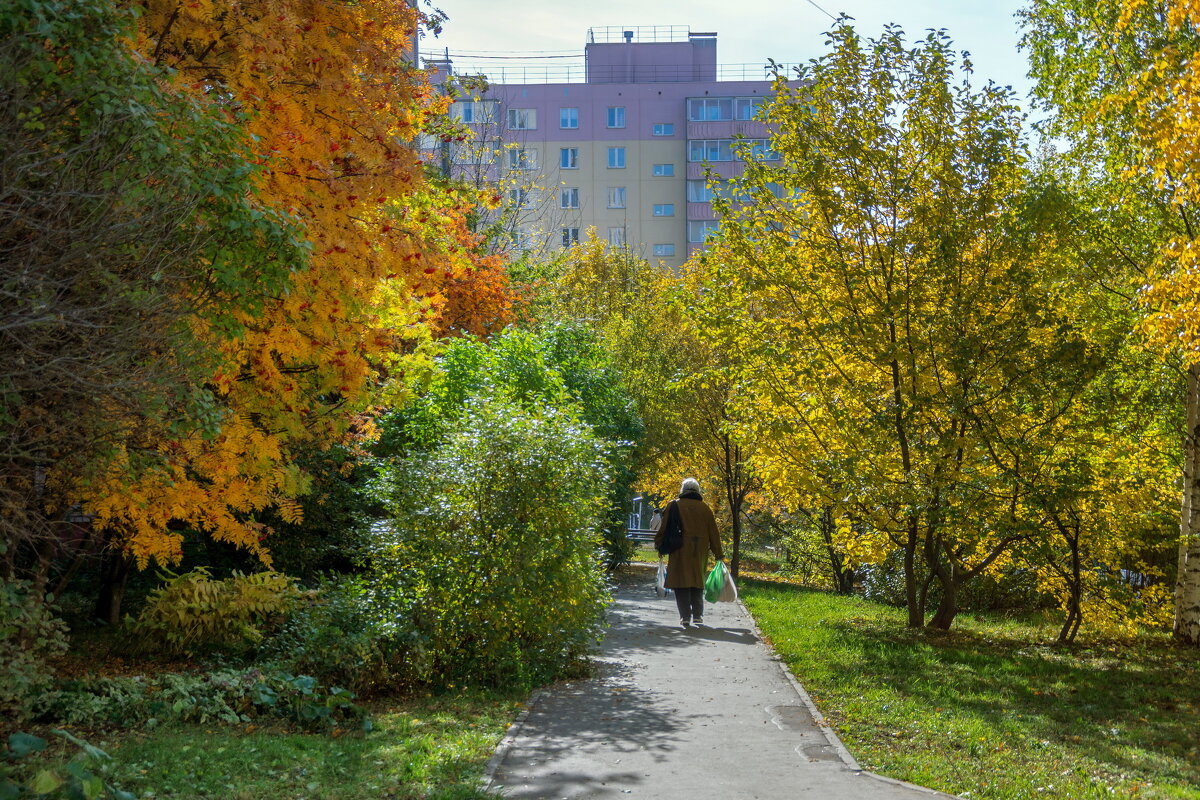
left=71, top=0, right=493, bottom=602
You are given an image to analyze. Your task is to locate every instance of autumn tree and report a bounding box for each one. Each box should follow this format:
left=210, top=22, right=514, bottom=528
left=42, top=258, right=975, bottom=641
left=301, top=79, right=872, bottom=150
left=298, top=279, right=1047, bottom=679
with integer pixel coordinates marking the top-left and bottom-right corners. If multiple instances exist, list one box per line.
left=697, top=23, right=1108, bottom=629
left=0, top=0, right=304, bottom=597
left=1021, top=0, right=1200, bottom=642
left=546, top=235, right=758, bottom=573
left=0, top=0, right=495, bottom=620
left=59, top=0, right=485, bottom=599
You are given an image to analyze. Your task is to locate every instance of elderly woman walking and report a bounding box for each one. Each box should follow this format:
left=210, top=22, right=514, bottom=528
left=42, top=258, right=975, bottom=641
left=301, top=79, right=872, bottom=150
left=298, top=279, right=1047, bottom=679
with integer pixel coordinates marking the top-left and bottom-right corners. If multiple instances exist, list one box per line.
left=655, top=477, right=723, bottom=628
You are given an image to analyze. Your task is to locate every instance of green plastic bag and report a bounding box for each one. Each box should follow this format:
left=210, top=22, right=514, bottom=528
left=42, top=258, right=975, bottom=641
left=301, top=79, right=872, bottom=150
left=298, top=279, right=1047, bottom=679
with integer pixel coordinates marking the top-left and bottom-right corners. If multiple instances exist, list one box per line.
left=704, top=561, right=726, bottom=603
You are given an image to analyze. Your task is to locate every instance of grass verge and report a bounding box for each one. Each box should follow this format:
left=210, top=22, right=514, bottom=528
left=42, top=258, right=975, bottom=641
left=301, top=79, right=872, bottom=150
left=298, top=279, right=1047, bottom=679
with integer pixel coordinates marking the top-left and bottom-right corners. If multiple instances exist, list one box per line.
left=19, top=689, right=523, bottom=800
left=739, top=578, right=1200, bottom=800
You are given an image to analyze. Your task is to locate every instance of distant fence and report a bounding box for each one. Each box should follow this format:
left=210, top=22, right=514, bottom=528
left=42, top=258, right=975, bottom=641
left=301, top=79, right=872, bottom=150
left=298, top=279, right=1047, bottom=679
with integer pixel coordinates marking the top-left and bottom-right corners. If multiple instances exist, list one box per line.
left=627, top=528, right=657, bottom=545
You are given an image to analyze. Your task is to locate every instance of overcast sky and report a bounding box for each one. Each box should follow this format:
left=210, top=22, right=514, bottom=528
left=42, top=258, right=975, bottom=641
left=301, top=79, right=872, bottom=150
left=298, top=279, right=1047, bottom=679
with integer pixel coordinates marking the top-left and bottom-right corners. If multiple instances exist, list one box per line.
left=423, top=0, right=1035, bottom=108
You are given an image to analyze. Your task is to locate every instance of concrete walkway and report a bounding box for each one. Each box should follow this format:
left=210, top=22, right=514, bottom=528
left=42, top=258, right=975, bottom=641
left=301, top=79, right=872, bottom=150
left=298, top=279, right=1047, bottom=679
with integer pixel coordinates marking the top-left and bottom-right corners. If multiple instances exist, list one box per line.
left=484, top=565, right=955, bottom=799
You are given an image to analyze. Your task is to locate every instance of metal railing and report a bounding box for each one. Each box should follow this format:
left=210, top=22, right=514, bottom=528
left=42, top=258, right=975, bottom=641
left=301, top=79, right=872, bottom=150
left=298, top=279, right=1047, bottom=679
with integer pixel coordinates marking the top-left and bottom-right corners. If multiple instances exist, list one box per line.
left=587, top=25, right=693, bottom=44
left=447, top=62, right=791, bottom=85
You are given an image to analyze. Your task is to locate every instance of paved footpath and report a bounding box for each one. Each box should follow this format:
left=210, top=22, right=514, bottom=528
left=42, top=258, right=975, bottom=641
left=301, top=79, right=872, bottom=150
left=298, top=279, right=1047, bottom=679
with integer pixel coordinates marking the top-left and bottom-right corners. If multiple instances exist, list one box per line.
left=485, top=565, right=956, bottom=799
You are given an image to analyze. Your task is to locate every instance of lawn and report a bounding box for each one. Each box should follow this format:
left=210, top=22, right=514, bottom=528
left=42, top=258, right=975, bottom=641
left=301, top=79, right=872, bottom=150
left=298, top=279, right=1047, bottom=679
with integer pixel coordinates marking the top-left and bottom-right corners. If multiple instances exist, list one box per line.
left=739, top=578, right=1200, bottom=800
left=11, top=690, right=523, bottom=800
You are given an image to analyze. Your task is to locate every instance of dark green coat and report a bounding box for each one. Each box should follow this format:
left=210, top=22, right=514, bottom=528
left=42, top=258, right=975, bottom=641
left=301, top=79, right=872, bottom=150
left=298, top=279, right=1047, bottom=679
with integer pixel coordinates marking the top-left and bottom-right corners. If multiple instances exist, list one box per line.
left=655, top=496, right=723, bottom=588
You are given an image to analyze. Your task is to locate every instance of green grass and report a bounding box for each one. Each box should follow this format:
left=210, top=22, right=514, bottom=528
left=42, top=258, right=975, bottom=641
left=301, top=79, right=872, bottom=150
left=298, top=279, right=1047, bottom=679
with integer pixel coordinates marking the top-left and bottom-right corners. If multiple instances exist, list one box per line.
left=30, top=690, right=523, bottom=800
left=740, top=579, right=1200, bottom=800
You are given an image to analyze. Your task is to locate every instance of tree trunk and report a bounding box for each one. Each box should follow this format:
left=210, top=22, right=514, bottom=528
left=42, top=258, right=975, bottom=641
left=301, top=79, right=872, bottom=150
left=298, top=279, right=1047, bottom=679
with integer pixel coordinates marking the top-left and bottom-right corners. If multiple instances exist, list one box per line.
left=1058, top=597, right=1082, bottom=644
left=925, top=531, right=959, bottom=630
left=819, top=507, right=854, bottom=593
left=94, top=549, right=133, bottom=625
left=903, top=517, right=922, bottom=627
left=1176, top=363, right=1200, bottom=645
left=730, top=494, right=743, bottom=578
left=917, top=569, right=935, bottom=622
left=1056, top=520, right=1084, bottom=645
left=927, top=573, right=958, bottom=630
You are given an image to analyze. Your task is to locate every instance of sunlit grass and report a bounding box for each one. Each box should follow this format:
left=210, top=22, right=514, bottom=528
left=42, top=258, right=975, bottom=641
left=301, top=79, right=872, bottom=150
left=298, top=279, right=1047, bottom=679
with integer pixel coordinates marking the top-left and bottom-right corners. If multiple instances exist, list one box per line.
left=740, top=578, right=1200, bottom=800
left=52, top=690, right=522, bottom=800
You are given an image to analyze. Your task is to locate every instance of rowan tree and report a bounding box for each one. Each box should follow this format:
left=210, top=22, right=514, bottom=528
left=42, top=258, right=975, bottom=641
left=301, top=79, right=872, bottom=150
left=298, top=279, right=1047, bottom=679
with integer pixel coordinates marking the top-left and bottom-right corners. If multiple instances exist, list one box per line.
left=62, top=0, right=487, bottom=591
left=0, top=0, right=303, bottom=598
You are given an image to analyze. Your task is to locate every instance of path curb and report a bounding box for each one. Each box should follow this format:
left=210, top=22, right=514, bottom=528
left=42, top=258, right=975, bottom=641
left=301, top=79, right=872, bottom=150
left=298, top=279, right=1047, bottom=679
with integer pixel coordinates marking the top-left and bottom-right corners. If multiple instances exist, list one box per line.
left=480, top=688, right=543, bottom=793
left=735, top=592, right=863, bottom=770
left=735, top=582, right=959, bottom=799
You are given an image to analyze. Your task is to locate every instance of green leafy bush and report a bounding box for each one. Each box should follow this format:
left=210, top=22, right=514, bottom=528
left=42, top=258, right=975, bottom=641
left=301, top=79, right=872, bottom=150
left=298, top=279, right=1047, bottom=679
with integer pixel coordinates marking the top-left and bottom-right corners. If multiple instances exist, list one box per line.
left=260, top=577, right=411, bottom=695
left=0, top=580, right=68, bottom=721
left=377, top=325, right=643, bottom=571
left=367, top=391, right=611, bottom=688
left=126, top=568, right=304, bottom=656
left=30, top=669, right=365, bottom=732
left=1, top=729, right=133, bottom=800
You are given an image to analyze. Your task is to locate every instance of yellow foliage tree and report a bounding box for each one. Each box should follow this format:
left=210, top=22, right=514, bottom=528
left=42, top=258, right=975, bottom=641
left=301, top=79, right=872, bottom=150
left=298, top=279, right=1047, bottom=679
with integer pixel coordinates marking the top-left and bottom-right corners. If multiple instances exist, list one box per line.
left=68, top=0, right=487, bottom=616
left=1110, top=0, right=1200, bottom=643
left=696, top=24, right=1110, bottom=630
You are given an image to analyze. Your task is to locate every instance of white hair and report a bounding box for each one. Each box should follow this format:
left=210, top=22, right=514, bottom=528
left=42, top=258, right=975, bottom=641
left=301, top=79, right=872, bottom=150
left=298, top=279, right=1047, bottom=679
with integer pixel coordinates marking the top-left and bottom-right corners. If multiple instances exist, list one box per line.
left=680, top=477, right=701, bottom=495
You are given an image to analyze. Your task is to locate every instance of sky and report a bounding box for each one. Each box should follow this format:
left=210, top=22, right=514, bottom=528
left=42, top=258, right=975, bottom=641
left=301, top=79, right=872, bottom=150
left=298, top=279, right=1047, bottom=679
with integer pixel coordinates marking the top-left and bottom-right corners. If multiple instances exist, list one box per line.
left=422, top=0, right=1036, bottom=108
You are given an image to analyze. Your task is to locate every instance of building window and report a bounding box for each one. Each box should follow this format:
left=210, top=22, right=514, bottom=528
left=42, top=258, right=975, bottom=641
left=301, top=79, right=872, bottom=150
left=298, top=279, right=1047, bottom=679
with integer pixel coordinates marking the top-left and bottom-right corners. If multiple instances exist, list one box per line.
left=687, top=180, right=715, bottom=202
left=560, top=107, right=579, bottom=129
left=607, top=227, right=626, bottom=246
left=607, top=106, right=626, bottom=128
left=688, top=138, right=777, bottom=163
left=652, top=163, right=674, bottom=177
left=687, top=220, right=720, bottom=243
left=562, top=227, right=580, bottom=248
left=686, top=96, right=764, bottom=122
left=512, top=230, right=534, bottom=252
left=560, top=147, right=579, bottom=169
left=451, top=139, right=500, bottom=166
left=737, top=97, right=766, bottom=120
left=509, top=187, right=529, bottom=206
left=560, top=187, right=580, bottom=209
left=653, top=123, right=675, bottom=136
left=508, top=147, right=537, bottom=170
left=687, top=97, right=733, bottom=121
left=454, top=99, right=498, bottom=124
left=607, top=187, right=627, bottom=209
left=653, top=243, right=676, bottom=257
left=748, top=140, right=781, bottom=160
left=507, top=108, right=536, bottom=130
left=689, top=139, right=732, bottom=162
left=653, top=203, right=675, bottom=217
left=607, top=147, right=625, bottom=168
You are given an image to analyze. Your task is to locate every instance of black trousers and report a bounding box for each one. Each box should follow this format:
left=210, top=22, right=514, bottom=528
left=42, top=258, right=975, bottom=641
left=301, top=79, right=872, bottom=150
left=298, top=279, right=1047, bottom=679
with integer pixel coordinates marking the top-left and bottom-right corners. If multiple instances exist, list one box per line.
left=674, top=587, right=704, bottom=621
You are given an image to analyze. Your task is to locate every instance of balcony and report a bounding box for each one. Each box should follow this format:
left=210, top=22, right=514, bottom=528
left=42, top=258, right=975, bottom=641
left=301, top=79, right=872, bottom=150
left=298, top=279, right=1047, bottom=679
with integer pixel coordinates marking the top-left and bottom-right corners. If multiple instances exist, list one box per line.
left=686, top=120, right=770, bottom=140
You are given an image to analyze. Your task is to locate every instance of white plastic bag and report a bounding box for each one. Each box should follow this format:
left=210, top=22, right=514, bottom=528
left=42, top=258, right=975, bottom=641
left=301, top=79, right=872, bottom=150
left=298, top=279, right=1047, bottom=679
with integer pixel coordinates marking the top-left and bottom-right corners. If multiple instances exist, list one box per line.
left=655, top=559, right=670, bottom=598
left=718, top=563, right=738, bottom=603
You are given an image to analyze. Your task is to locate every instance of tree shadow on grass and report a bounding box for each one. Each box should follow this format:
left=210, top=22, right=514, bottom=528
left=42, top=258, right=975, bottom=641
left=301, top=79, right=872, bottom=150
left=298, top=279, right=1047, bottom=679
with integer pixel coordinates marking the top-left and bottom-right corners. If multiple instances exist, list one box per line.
left=823, top=607, right=1200, bottom=789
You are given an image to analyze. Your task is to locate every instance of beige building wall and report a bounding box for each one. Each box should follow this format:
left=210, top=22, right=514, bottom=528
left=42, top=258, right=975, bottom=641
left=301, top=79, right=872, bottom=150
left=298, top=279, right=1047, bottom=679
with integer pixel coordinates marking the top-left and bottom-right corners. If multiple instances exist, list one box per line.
left=510, top=139, right=689, bottom=268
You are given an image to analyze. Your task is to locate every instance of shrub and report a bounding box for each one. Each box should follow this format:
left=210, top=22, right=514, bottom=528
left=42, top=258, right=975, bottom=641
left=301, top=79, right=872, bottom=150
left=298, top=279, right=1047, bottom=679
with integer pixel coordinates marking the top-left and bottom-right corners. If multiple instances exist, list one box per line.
left=1, top=729, right=132, bottom=800
left=0, top=580, right=69, bottom=721
left=126, top=568, right=304, bottom=657
left=366, top=391, right=611, bottom=688
left=260, top=577, right=411, bottom=696
left=30, top=668, right=365, bottom=732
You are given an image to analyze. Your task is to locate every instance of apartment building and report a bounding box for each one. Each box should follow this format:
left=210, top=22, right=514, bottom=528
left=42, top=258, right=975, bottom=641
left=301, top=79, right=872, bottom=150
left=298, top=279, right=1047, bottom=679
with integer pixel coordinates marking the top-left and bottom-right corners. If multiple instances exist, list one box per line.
left=429, top=26, right=779, bottom=268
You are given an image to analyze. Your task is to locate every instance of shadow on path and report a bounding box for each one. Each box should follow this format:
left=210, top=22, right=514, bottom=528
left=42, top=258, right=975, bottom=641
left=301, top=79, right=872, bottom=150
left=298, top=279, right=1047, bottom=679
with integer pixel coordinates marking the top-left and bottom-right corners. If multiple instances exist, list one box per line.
left=487, top=565, right=955, bottom=799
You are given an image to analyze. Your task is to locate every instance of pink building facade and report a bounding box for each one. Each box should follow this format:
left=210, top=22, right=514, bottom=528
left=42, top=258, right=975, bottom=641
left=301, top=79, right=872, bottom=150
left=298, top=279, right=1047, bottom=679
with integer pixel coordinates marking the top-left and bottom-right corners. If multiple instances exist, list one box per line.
left=433, top=27, right=778, bottom=268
